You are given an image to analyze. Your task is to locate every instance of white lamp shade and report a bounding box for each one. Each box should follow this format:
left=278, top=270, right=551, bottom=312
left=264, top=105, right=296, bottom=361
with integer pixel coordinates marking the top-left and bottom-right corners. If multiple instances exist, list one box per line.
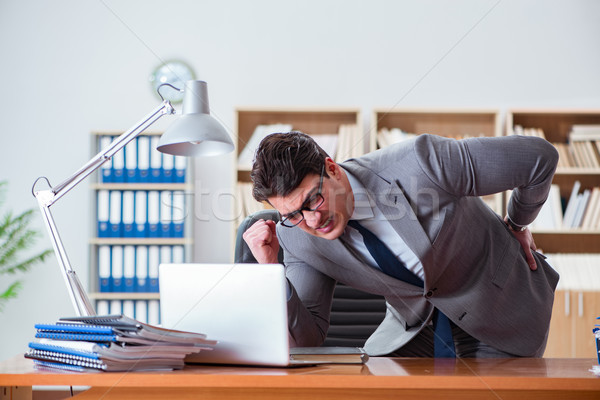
left=157, top=80, right=234, bottom=157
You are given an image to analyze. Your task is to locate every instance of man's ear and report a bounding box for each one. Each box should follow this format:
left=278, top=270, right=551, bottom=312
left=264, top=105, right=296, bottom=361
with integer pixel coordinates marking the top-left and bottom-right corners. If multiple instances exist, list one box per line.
left=324, top=157, right=340, bottom=179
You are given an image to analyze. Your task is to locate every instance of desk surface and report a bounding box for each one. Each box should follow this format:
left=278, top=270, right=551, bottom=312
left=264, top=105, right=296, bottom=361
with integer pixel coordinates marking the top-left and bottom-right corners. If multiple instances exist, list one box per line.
left=1, top=356, right=599, bottom=400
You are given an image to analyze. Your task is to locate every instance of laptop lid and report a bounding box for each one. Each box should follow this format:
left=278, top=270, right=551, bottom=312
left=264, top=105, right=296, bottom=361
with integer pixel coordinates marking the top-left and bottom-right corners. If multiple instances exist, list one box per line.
left=159, top=263, right=292, bottom=366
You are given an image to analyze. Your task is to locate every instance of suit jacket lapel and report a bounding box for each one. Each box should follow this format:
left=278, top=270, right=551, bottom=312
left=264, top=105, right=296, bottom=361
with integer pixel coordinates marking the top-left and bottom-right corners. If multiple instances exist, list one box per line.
left=342, top=162, right=435, bottom=286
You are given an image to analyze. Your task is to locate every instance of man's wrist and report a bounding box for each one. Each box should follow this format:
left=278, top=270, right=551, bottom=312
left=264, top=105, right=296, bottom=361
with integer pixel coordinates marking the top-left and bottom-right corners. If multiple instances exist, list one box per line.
left=505, top=215, right=527, bottom=232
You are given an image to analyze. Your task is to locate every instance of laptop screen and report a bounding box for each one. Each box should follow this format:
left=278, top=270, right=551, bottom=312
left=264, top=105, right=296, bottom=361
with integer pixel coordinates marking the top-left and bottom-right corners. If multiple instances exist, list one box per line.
left=159, top=263, right=291, bottom=366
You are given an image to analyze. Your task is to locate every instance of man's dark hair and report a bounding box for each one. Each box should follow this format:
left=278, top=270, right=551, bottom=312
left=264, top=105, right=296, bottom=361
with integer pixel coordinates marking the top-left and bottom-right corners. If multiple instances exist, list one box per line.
left=250, top=131, right=329, bottom=202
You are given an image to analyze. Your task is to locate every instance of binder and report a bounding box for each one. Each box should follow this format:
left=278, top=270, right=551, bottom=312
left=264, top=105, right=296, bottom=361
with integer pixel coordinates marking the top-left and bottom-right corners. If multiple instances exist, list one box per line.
left=34, top=323, right=116, bottom=335
left=160, top=191, right=173, bottom=237
left=121, top=191, right=135, bottom=237
left=122, top=300, right=135, bottom=319
left=96, top=300, right=110, bottom=316
left=99, top=135, right=113, bottom=183
left=35, top=331, right=118, bottom=342
left=123, top=245, right=136, bottom=292
left=134, top=191, right=148, bottom=238
left=149, top=136, right=162, bottom=183
left=174, top=156, right=186, bottom=183
left=147, top=191, right=160, bottom=237
left=98, top=245, right=111, bottom=292
left=137, top=136, right=150, bottom=182
left=109, top=300, right=122, bottom=315
left=148, top=299, right=160, bottom=325
left=109, top=191, right=122, bottom=237
left=111, top=246, right=124, bottom=292
left=135, top=300, right=148, bottom=324
left=172, top=245, right=185, bottom=263
left=135, top=245, right=149, bottom=292
left=125, top=137, right=138, bottom=183
left=162, top=153, right=174, bottom=183
left=172, top=191, right=185, bottom=238
left=97, top=190, right=110, bottom=238
left=148, top=246, right=160, bottom=292
left=112, top=136, right=125, bottom=183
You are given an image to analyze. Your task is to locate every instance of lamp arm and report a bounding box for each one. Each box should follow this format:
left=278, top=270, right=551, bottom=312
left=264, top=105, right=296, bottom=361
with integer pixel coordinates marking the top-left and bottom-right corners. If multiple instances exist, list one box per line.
left=32, top=101, right=175, bottom=316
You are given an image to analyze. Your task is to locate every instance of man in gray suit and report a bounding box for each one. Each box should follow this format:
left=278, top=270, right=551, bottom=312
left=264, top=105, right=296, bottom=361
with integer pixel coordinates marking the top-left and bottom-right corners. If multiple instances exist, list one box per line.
left=243, top=131, right=559, bottom=358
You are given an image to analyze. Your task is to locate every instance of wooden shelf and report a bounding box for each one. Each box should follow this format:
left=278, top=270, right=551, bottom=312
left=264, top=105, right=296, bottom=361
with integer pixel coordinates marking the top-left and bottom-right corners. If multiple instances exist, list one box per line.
left=533, top=230, right=600, bottom=253
left=90, top=238, right=192, bottom=245
left=371, top=108, right=503, bottom=215
left=91, top=183, right=192, bottom=191
left=89, top=292, right=160, bottom=300
left=236, top=107, right=363, bottom=179
left=234, top=108, right=363, bottom=225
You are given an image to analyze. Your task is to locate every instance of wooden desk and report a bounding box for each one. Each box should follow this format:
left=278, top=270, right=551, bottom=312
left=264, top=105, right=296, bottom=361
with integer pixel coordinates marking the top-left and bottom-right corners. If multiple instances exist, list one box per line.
left=1, top=356, right=599, bottom=399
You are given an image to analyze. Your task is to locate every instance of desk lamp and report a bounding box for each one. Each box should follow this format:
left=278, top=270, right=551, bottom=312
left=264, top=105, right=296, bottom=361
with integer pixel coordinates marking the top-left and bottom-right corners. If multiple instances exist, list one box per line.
left=32, top=80, right=234, bottom=316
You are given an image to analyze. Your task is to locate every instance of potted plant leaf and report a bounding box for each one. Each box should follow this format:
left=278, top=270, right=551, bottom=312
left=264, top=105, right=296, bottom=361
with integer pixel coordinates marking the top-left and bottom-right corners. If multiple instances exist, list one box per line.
left=0, top=181, right=52, bottom=312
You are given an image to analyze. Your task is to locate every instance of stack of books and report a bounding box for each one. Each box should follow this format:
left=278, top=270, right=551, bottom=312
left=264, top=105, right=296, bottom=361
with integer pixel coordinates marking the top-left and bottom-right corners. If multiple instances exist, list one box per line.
left=591, top=318, right=600, bottom=376
left=25, top=315, right=216, bottom=372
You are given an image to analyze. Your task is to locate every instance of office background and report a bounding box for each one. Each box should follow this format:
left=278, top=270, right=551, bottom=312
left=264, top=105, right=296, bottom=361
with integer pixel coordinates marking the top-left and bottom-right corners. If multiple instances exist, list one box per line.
left=0, top=0, right=598, bottom=360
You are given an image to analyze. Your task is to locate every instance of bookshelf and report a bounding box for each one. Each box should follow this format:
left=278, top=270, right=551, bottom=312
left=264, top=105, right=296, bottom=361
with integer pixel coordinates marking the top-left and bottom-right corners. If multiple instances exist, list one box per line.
left=89, top=131, right=194, bottom=325
left=506, top=109, right=600, bottom=253
left=507, top=109, right=600, bottom=358
left=234, top=108, right=363, bottom=224
left=371, top=108, right=503, bottom=215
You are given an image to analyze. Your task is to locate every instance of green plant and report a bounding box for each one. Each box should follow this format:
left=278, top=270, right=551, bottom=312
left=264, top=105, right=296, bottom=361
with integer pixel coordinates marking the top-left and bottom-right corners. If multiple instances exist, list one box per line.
left=0, top=181, right=52, bottom=312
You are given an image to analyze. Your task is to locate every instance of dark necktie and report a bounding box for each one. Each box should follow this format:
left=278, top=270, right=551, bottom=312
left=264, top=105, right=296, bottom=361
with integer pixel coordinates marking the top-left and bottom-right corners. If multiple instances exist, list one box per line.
left=347, top=220, right=455, bottom=358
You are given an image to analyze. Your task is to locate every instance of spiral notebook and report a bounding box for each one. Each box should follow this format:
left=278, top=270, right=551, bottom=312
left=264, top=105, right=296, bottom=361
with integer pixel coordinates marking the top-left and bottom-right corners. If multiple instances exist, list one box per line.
left=159, top=263, right=317, bottom=367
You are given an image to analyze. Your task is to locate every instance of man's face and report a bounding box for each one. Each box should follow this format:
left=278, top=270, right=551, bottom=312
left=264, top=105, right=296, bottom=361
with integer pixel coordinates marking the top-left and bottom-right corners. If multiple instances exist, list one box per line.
left=268, top=159, right=353, bottom=240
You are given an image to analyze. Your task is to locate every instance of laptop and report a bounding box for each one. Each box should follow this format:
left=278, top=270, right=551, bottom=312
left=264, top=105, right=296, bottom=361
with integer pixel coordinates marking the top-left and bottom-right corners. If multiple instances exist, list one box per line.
left=159, top=263, right=315, bottom=367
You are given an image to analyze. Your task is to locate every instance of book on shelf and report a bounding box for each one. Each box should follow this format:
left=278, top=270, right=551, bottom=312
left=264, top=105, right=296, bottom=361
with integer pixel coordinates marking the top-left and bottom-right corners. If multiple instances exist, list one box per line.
left=289, top=346, right=369, bottom=364
left=377, top=127, right=416, bottom=148
left=237, top=124, right=293, bottom=171
left=25, top=314, right=216, bottom=372
left=529, top=185, right=563, bottom=230
left=513, top=124, right=600, bottom=168
left=335, top=124, right=363, bottom=162
left=561, top=181, right=600, bottom=229
left=546, top=254, right=600, bottom=292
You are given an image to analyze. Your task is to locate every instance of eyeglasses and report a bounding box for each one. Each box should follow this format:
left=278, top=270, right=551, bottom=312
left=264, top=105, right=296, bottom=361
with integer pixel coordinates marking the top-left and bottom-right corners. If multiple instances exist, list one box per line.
left=280, top=166, right=325, bottom=228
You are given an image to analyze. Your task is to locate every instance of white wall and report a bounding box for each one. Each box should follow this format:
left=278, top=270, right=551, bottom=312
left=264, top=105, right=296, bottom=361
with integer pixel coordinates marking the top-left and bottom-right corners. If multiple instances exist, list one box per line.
left=0, top=0, right=598, bottom=361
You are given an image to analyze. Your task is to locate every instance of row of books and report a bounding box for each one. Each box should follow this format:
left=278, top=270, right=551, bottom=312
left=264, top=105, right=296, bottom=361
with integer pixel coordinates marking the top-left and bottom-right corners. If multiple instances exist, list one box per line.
left=546, top=254, right=600, bottom=291
left=97, top=190, right=187, bottom=238
left=527, top=182, right=600, bottom=230
left=98, top=244, right=184, bottom=293
left=376, top=128, right=416, bottom=148
left=99, top=135, right=187, bottom=183
left=237, top=124, right=364, bottom=171
left=95, top=299, right=160, bottom=326
left=376, top=128, right=488, bottom=148
left=513, top=124, right=600, bottom=169
left=235, top=182, right=265, bottom=226
left=25, top=315, right=214, bottom=371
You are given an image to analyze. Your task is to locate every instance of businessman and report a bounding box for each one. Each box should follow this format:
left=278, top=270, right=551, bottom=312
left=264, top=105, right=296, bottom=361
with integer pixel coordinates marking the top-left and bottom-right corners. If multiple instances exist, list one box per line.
left=243, top=131, right=559, bottom=358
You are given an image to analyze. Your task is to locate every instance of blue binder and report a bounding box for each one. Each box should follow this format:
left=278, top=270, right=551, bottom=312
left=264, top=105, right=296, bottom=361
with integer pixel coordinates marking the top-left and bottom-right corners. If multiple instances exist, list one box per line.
left=108, top=191, right=122, bottom=237
left=147, top=246, right=160, bottom=292
left=111, top=246, right=124, bottom=292
left=124, top=137, right=138, bottom=183
left=121, top=191, right=135, bottom=237
left=134, top=191, right=148, bottom=238
left=135, top=245, right=149, bottom=292
left=97, top=190, right=110, bottom=238
left=99, top=135, right=113, bottom=183
left=137, top=136, right=150, bottom=183
left=172, top=191, right=185, bottom=238
left=98, top=245, right=111, bottom=292
left=112, top=136, right=125, bottom=183
left=123, top=245, right=136, bottom=293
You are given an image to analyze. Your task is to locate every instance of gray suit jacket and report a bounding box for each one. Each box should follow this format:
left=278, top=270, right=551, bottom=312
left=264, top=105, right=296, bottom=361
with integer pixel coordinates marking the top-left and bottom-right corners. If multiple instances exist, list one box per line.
left=279, top=134, right=560, bottom=357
